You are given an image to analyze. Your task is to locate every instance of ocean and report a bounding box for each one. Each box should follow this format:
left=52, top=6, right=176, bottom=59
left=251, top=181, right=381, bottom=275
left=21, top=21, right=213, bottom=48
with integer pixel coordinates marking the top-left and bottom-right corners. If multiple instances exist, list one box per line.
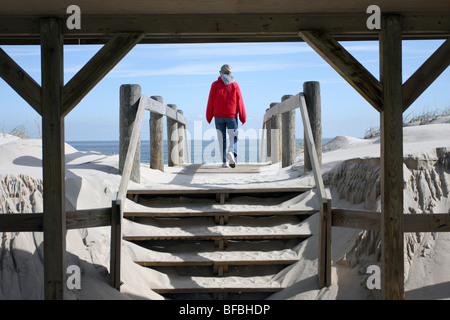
left=68, top=138, right=332, bottom=164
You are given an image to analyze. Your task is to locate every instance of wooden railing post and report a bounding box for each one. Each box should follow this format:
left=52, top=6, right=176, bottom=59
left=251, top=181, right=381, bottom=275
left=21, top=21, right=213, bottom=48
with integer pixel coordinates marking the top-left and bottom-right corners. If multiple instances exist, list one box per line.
left=150, top=96, right=164, bottom=171
left=265, top=108, right=271, bottom=160
left=177, top=109, right=185, bottom=164
left=269, top=102, right=281, bottom=163
left=119, top=84, right=141, bottom=183
left=303, top=81, right=322, bottom=172
left=110, top=199, right=122, bottom=289
left=281, top=94, right=296, bottom=167
left=167, top=104, right=179, bottom=167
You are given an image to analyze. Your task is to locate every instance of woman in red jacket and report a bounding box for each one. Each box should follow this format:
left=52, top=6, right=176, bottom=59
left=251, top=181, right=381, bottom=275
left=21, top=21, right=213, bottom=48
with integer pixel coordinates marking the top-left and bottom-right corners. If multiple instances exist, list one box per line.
left=206, top=64, right=246, bottom=168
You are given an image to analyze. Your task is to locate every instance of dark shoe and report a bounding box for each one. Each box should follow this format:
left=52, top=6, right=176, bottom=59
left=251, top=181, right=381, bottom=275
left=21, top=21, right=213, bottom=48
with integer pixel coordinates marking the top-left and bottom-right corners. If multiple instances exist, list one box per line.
left=227, top=152, right=236, bottom=168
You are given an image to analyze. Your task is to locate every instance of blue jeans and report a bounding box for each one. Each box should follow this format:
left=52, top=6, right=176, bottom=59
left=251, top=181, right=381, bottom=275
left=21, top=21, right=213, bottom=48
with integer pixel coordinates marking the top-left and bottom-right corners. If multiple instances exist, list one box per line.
left=215, top=117, right=238, bottom=163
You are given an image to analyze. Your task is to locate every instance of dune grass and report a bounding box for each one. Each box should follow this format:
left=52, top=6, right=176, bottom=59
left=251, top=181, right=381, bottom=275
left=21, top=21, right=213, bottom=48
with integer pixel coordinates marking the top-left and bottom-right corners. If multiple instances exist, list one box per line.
left=364, top=107, right=450, bottom=139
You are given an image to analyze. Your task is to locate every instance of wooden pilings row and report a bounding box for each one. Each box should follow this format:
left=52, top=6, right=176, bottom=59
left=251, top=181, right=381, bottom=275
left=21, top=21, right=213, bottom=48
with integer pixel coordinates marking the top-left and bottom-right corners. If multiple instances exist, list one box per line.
left=119, top=85, right=187, bottom=183
left=263, top=81, right=322, bottom=169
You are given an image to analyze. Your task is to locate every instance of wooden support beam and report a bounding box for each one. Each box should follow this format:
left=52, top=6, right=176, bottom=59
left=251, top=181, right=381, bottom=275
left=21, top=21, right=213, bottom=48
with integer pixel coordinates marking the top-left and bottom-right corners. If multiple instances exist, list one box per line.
left=0, top=47, right=42, bottom=114
left=299, top=30, right=382, bottom=112
left=110, top=200, right=122, bottom=290
left=379, top=15, right=404, bottom=300
left=332, top=209, right=450, bottom=233
left=402, top=38, right=450, bottom=111
left=40, top=17, right=65, bottom=300
left=61, top=33, right=144, bottom=116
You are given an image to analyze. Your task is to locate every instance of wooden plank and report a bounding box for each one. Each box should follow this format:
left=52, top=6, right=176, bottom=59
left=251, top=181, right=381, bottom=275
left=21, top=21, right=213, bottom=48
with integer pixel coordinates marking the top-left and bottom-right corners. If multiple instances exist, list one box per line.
left=123, top=234, right=310, bottom=241
left=152, top=286, right=283, bottom=294
left=61, top=33, right=144, bottom=116
left=404, top=213, right=450, bottom=233
left=1, top=13, right=449, bottom=44
left=299, top=92, right=332, bottom=288
left=263, top=93, right=300, bottom=122
left=144, top=96, right=187, bottom=125
left=0, top=208, right=111, bottom=232
left=40, top=17, right=65, bottom=301
left=135, top=259, right=298, bottom=268
left=0, top=213, right=43, bottom=232
left=127, top=186, right=311, bottom=195
left=332, top=209, right=450, bottom=233
left=299, top=30, right=382, bottom=112
left=0, top=47, right=41, bottom=115
left=332, top=208, right=380, bottom=230
left=299, top=94, right=327, bottom=202
left=379, top=15, right=405, bottom=300
left=402, top=38, right=450, bottom=111
left=66, top=208, right=112, bottom=229
left=117, top=95, right=146, bottom=202
left=124, top=208, right=317, bottom=218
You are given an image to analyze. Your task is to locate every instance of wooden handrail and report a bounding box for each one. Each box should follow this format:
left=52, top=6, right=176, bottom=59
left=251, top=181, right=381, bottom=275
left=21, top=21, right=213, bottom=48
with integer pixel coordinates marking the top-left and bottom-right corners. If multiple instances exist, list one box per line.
left=116, top=95, right=147, bottom=203
left=298, top=93, right=330, bottom=203
left=144, top=95, right=187, bottom=125
left=298, top=92, right=332, bottom=288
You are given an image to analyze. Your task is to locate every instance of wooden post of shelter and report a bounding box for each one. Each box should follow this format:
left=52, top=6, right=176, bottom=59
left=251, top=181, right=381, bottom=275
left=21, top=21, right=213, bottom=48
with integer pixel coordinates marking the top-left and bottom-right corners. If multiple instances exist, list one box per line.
left=167, top=104, right=180, bottom=167
left=379, top=15, right=405, bottom=300
left=281, top=94, right=296, bottom=168
left=119, top=84, right=141, bottom=183
left=150, top=96, right=165, bottom=171
left=177, top=109, right=185, bottom=164
left=40, top=17, right=66, bottom=300
left=303, top=81, right=322, bottom=172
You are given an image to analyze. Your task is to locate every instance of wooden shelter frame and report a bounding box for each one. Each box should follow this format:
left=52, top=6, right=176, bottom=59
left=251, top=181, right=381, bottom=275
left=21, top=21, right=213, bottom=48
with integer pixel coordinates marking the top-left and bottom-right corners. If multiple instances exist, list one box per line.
left=0, top=3, right=449, bottom=300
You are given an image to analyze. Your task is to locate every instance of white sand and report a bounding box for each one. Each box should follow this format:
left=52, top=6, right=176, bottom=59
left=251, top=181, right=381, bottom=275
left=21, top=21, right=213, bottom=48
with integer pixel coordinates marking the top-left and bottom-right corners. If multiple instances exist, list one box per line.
left=0, top=121, right=449, bottom=300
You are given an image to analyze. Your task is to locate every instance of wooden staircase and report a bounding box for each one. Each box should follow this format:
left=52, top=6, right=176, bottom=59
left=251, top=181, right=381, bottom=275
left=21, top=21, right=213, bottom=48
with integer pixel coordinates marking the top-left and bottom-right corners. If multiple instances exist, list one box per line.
left=122, top=185, right=317, bottom=300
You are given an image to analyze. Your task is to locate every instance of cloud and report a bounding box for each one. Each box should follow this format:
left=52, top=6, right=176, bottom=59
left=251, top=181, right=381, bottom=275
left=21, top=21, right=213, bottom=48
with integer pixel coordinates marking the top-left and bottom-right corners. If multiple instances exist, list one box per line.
left=108, top=59, right=328, bottom=78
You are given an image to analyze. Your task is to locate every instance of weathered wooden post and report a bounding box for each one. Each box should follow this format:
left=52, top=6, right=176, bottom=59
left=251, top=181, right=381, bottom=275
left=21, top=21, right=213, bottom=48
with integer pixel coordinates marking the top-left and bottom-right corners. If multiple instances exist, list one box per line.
left=265, top=108, right=271, bottom=160
left=119, top=84, right=141, bottom=183
left=270, top=102, right=281, bottom=163
left=167, top=104, right=179, bottom=166
left=303, top=81, right=322, bottom=172
left=150, top=96, right=164, bottom=171
left=380, top=15, right=404, bottom=300
left=41, top=17, right=66, bottom=300
left=177, top=109, right=185, bottom=164
left=281, top=94, right=296, bottom=167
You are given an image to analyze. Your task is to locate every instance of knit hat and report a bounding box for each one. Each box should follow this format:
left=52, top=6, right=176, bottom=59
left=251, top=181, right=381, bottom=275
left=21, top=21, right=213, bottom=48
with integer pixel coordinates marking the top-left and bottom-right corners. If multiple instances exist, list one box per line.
left=220, top=64, right=232, bottom=75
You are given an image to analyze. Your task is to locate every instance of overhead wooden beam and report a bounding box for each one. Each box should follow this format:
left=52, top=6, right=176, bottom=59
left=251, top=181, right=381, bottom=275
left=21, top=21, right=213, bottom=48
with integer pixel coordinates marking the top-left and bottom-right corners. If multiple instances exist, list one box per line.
left=61, top=32, right=144, bottom=117
left=402, top=38, right=450, bottom=111
left=379, top=15, right=404, bottom=300
left=0, top=47, right=42, bottom=114
left=299, top=30, right=383, bottom=112
left=1, top=13, right=449, bottom=45
left=41, top=17, right=65, bottom=301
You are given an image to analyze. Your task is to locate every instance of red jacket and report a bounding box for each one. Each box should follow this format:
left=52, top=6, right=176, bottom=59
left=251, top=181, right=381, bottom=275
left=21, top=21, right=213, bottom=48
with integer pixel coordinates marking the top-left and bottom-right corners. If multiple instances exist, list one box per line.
left=206, top=76, right=246, bottom=124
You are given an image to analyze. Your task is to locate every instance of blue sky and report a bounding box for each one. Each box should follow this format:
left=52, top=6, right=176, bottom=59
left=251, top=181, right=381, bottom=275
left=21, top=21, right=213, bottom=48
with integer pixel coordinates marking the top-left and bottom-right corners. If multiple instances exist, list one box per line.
left=0, top=40, right=449, bottom=141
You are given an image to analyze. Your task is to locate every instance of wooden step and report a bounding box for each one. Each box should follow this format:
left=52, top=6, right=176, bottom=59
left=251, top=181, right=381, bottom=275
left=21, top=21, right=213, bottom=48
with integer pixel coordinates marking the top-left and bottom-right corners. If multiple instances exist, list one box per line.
left=127, top=186, right=311, bottom=196
left=122, top=217, right=312, bottom=242
left=150, top=275, right=284, bottom=295
left=123, top=190, right=320, bottom=218
left=133, top=250, right=298, bottom=275
left=152, top=286, right=284, bottom=295
left=123, top=233, right=309, bottom=241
